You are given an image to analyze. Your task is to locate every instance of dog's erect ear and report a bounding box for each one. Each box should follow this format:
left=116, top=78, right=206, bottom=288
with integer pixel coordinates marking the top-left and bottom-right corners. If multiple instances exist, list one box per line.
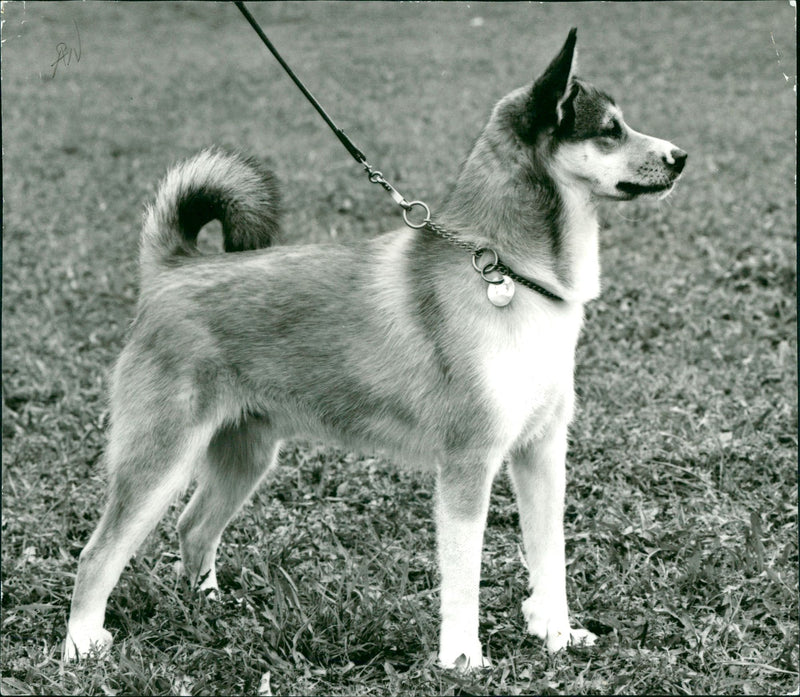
left=546, top=27, right=578, bottom=125
left=516, top=28, right=578, bottom=140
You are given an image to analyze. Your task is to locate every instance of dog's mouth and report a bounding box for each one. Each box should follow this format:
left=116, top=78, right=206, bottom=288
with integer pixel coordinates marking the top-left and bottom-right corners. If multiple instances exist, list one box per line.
left=615, top=180, right=674, bottom=196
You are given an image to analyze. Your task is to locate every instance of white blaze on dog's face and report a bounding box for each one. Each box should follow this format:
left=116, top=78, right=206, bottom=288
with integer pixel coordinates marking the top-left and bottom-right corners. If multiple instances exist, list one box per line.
left=551, top=96, right=687, bottom=201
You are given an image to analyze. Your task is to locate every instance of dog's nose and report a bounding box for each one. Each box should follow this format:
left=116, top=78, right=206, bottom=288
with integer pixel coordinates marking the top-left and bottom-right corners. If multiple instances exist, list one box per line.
left=664, top=148, right=687, bottom=173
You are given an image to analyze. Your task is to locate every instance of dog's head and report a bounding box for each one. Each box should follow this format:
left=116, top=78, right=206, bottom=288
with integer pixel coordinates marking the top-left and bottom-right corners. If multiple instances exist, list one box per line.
left=504, top=28, right=687, bottom=201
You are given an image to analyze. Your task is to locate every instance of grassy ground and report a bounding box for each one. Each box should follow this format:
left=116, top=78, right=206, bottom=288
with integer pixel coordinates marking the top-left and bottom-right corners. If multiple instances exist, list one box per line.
left=1, top=2, right=797, bottom=695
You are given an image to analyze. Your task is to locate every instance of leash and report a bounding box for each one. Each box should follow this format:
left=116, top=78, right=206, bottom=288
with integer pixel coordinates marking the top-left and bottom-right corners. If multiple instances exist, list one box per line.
left=234, top=1, right=564, bottom=306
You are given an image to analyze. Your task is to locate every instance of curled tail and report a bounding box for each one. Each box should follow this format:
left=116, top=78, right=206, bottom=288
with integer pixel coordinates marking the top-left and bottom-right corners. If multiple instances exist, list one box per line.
left=140, top=148, right=281, bottom=277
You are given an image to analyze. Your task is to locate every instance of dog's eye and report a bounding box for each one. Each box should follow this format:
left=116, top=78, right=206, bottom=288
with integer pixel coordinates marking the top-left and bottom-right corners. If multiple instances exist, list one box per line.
left=600, top=120, right=622, bottom=139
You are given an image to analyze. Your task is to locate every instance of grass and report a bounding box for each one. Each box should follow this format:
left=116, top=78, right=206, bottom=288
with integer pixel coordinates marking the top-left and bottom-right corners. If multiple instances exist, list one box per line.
left=1, top=1, right=797, bottom=694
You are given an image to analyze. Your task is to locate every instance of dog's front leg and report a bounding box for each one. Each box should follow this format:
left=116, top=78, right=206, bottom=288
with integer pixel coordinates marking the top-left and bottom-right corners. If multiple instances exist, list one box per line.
left=509, top=421, right=596, bottom=653
left=435, top=455, right=499, bottom=670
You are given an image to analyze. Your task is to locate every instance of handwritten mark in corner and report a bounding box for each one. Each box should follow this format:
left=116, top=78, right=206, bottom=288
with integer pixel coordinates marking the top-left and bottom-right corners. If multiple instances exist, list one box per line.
left=50, top=19, right=82, bottom=79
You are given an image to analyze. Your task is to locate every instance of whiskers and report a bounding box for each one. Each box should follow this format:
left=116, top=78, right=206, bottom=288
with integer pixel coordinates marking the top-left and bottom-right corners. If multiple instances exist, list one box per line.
left=657, top=179, right=681, bottom=203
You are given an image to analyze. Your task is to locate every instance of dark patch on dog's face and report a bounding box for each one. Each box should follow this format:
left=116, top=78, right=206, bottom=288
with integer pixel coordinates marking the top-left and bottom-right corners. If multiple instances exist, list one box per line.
left=556, top=81, right=620, bottom=142
left=509, top=29, right=623, bottom=155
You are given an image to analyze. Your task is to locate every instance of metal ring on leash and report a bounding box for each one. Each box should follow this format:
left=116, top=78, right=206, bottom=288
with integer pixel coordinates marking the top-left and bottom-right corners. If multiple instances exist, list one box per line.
left=472, top=248, right=504, bottom=284
left=402, top=200, right=431, bottom=229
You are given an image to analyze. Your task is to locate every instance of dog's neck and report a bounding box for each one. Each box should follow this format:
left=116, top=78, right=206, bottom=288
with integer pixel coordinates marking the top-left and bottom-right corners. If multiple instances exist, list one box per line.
left=547, top=182, right=601, bottom=303
left=438, top=136, right=601, bottom=305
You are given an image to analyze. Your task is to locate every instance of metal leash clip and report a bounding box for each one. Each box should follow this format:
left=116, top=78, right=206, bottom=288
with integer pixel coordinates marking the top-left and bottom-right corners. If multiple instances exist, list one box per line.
left=366, top=168, right=408, bottom=208
left=363, top=162, right=432, bottom=230
left=360, top=163, right=406, bottom=207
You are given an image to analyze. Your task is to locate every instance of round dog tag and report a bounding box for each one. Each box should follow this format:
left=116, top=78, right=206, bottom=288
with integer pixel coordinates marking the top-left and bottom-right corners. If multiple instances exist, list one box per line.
left=487, top=276, right=515, bottom=307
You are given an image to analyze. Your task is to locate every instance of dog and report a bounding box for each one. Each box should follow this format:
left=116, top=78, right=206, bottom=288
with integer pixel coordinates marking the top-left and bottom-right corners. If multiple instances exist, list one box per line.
left=63, top=28, right=686, bottom=668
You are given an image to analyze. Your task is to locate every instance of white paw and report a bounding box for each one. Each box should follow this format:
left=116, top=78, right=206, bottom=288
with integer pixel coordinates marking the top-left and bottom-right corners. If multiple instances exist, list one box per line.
left=197, top=567, right=219, bottom=597
left=439, top=641, right=491, bottom=671
left=202, top=587, right=219, bottom=601
left=175, top=561, right=218, bottom=599
left=62, top=624, right=113, bottom=662
left=522, top=595, right=596, bottom=653
left=545, top=625, right=597, bottom=653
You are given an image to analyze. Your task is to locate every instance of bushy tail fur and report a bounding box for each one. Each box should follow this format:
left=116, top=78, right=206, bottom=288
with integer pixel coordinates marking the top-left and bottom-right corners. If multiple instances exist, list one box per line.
left=140, top=148, right=281, bottom=279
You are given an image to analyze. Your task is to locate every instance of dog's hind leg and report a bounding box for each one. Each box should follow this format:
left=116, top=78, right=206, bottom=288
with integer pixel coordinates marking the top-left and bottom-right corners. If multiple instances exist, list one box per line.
left=64, top=419, right=215, bottom=661
left=436, top=451, right=503, bottom=670
left=509, top=416, right=597, bottom=653
left=177, top=414, right=280, bottom=595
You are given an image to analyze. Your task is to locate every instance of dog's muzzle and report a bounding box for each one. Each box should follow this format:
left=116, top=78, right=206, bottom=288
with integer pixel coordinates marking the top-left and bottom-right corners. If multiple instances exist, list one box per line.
left=617, top=146, right=687, bottom=196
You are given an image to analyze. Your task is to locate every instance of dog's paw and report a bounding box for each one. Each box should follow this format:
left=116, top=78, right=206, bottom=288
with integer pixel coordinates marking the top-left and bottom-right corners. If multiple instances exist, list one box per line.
left=522, top=593, right=566, bottom=641
left=544, top=626, right=597, bottom=653
left=174, top=561, right=219, bottom=599
left=438, top=641, right=491, bottom=671
left=522, top=595, right=596, bottom=653
left=569, top=628, right=597, bottom=647
left=62, top=625, right=113, bottom=662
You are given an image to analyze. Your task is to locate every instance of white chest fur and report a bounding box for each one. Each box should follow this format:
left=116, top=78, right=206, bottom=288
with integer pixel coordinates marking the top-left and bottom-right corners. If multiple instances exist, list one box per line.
left=479, top=300, right=584, bottom=446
